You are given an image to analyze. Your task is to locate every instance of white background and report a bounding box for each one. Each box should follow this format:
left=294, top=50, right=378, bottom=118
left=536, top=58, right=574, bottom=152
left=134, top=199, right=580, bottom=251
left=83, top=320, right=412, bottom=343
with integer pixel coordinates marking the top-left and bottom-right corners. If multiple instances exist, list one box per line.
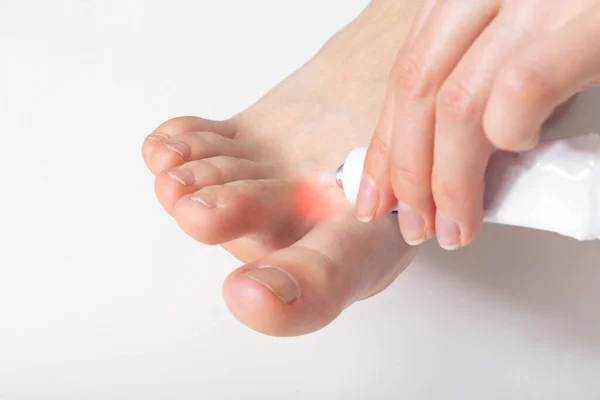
left=1, top=0, right=599, bottom=398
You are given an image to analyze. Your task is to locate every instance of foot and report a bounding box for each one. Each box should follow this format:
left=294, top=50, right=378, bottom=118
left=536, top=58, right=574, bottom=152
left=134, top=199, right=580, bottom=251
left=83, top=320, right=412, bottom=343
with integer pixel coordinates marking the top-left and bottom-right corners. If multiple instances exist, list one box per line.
left=142, top=0, right=419, bottom=336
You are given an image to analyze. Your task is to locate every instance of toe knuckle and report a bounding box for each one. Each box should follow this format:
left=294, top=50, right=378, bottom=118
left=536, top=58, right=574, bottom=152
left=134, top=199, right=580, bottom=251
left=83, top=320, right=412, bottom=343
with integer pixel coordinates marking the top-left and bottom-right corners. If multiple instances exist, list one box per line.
left=293, top=246, right=347, bottom=294
left=317, top=257, right=339, bottom=288
left=228, top=180, right=257, bottom=196
left=192, top=130, right=226, bottom=146
left=437, top=80, right=480, bottom=123
left=498, top=65, right=548, bottom=107
left=192, top=130, right=214, bottom=143
left=198, top=160, right=223, bottom=182
left=391, top=50, right=434, bottom=99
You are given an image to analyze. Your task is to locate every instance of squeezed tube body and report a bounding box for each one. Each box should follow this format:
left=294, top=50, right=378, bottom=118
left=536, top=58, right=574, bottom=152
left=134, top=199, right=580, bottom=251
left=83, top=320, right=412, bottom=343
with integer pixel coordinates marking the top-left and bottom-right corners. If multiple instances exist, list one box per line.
left=336, top=133, right=600, bottom=241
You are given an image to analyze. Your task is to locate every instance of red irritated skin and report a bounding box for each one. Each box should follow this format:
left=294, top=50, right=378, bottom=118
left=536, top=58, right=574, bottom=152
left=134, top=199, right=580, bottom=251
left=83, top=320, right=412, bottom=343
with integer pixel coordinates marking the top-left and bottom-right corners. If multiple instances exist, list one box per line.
left=291, top=178, right=346, bottom=224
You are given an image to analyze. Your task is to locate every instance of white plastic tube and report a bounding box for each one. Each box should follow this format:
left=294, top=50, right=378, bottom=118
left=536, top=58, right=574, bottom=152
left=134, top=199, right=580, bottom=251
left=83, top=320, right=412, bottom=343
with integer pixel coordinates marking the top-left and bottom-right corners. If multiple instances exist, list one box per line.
left=337, top=133, right=600, bottom=241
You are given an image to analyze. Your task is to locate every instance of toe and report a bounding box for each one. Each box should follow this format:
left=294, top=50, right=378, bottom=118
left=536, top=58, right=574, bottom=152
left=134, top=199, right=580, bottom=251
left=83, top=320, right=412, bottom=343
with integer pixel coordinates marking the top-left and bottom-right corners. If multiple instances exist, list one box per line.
left=147, top=130, right=254, bottom=175
left=172, top=178, right=314, bottom=247
left=155, top=157, right=272, bottom=214
left=142, top=116, right=235, bottom=171
left=222, top=214, right=417, bottom=336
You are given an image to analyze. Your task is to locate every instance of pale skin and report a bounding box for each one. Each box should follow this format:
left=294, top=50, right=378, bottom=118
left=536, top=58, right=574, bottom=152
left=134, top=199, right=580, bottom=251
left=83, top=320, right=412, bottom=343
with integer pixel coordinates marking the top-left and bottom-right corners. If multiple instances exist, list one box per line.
left=359, top=0, right=600, bottom=250
left=143, top=1, right=420, bottom=336
left=143, top=0, right=581, bottom=336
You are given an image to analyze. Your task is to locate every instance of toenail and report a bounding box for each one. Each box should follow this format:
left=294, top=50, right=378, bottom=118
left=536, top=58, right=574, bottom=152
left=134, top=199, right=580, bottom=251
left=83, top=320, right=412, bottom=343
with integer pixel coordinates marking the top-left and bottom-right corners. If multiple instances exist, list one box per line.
left=397, top=202, right=425, bottom=246
left=164, top=141, right=190, bottom=160
left=146, top=132, right=169, bottom=142
left=167, top=169, right=194, bottom=186
left=435, top=211, right=461, bottom=251
left=355, top=174, right=379, bottom=222
left=241, top=265, right=301, bottom=304
left=190, top=191, right=218, bottom=208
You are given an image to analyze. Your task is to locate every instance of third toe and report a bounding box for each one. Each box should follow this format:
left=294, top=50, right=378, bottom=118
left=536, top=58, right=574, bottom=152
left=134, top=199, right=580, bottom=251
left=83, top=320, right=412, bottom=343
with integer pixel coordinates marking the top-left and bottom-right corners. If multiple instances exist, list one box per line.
left=154, top=157, right=272, bottom=214
left=172, top=179, right=309, bottom=246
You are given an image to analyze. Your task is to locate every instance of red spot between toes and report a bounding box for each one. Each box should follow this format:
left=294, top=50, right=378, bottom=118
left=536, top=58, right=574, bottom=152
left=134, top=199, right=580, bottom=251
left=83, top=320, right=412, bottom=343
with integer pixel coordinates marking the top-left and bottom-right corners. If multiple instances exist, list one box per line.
left=291, top=179, right=338, bottom=222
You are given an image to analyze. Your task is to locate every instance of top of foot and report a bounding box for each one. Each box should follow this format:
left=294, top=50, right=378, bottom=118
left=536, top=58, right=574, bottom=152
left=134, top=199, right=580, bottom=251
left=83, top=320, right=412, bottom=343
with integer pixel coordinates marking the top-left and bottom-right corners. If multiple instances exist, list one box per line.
left=141, top=0, right=418, bottom=337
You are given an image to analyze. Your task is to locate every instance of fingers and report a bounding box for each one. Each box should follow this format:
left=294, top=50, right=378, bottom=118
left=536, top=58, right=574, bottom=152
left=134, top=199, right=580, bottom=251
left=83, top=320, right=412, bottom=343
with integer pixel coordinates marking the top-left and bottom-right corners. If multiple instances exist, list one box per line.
left=222, top=214, right=416, bottom=336
left=484, top=7, right=600, bottom=150
left=432, top=12, right=538, bottom=248
left=387, top=1, right=499, bottom=245
left=356, top=0, right=441, bottom=224
left=356, top=85, right=399, bottom=222
left=363, top=2, right=595, bottom=250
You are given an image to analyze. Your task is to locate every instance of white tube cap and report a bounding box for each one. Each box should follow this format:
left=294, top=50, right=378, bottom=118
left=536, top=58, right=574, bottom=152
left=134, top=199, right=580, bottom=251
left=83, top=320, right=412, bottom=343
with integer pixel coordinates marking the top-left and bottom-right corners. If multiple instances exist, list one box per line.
left=338, top=147, right=367, bottom=206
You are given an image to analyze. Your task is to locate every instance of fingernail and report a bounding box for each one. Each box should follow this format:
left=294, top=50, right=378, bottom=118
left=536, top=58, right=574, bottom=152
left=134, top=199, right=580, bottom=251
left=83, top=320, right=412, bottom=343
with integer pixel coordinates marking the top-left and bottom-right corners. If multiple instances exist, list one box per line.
left=355, top=175, right=379, bottom=222
left=146, top=132, right=168, bottom=142
left=167, top=169, right=194, bottom=186
left=164, top=141, right=190, bottom=159
left=190, top=192, right=217, bottom=208
left=397, top=202, right=425, bottom=245
left=435, top=211, right=461, bottom=251
left=242, top=266, right=301, bottom=304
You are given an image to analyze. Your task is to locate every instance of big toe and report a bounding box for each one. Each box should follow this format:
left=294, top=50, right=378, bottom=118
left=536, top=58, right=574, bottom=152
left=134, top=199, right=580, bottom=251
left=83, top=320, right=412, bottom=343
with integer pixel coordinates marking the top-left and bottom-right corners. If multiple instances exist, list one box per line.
left=222, top=214, right=417, bottom=337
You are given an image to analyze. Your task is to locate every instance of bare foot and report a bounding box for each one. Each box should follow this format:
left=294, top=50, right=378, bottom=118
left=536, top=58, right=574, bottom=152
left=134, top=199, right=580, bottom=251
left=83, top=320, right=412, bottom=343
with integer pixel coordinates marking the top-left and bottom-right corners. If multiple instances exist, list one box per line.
left=142, top=0, right=420, bottom=336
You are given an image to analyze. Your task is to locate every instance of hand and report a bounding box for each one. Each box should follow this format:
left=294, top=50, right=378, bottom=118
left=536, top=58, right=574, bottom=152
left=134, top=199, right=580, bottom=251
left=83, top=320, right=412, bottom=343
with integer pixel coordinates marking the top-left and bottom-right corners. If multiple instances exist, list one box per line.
left=357, top=0, right=600, bottom=250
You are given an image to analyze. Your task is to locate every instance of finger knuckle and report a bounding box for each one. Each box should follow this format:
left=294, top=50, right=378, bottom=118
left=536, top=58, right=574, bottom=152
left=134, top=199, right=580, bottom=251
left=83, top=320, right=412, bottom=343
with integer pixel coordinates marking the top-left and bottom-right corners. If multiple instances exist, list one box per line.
left=498, top=64, right=549, bottom=107
left=369, top=134, right=392, bottom=157
left=431, top=174, right=466, bottom=208
left=390, top=159, right=427, bottom=192
left=437, top=80, right=480, bottom=123
left=392, top=50, right=434, bottom=99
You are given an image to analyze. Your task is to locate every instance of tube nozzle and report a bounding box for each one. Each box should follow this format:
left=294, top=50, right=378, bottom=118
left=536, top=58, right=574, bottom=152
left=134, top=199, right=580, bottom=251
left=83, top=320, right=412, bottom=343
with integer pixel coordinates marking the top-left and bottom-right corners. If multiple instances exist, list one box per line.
left=335, top=164, right=344, bottom=189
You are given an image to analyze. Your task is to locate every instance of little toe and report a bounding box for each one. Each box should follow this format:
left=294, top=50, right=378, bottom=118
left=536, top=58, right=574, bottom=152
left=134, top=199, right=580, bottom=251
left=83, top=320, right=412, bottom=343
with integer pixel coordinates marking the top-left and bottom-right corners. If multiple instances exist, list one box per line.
left=142, top=116, right=235, bottom=171
left=173, top=178, right=316, bottom=247
left=148, top=131, right=254, bottom=175
left=155, top=157, right=272, bottom=214
left=222, top=214, right=417, bottom=336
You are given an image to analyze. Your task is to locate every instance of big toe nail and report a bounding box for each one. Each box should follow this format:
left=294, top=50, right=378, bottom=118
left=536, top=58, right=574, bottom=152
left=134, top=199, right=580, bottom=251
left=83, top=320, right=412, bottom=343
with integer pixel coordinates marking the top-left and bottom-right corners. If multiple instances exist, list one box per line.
left=222, top=215, right=416, bottom=336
